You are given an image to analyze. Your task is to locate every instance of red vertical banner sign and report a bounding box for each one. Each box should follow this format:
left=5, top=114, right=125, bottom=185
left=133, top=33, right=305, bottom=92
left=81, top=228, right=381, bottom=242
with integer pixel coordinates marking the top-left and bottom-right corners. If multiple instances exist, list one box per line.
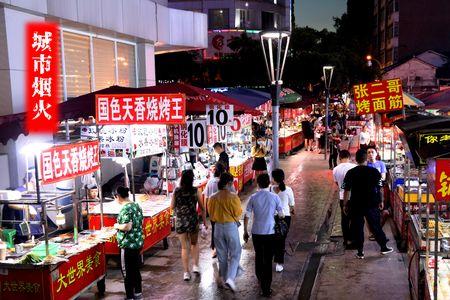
left=26, top=22, right=60, bottom=133
left=435, top=159, right=450, bottom=201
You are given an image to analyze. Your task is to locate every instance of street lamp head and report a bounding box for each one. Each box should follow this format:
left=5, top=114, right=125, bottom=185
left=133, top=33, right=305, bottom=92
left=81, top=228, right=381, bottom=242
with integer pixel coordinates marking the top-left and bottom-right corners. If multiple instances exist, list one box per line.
left=260, top=31, right=291, bottom=85
left=322, top=66, right=334, bottom=90
left=366, top=55, right=372, bottom=61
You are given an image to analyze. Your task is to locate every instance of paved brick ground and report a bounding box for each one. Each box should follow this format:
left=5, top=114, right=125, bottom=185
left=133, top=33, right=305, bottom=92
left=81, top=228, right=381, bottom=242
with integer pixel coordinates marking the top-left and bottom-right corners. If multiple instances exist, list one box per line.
left=79, top=148, right=336, bottom=299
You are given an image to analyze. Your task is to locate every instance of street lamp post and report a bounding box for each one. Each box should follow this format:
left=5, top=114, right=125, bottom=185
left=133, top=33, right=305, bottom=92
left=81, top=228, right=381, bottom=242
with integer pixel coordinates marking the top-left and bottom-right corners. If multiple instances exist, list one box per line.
left=323, top=66, right=334, bottom=161
left=260, top=31, right=290, bottom=169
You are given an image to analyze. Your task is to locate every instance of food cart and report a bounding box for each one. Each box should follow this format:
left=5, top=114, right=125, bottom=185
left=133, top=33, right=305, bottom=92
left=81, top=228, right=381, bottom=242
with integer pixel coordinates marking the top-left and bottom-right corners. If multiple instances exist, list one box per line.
left=0, top=140, right=114, bottom=300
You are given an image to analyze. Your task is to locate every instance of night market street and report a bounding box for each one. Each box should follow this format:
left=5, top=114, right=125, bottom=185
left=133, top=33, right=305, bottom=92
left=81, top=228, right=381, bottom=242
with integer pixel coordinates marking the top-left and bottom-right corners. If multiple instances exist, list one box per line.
left=80, top=145, right=410, bottom=300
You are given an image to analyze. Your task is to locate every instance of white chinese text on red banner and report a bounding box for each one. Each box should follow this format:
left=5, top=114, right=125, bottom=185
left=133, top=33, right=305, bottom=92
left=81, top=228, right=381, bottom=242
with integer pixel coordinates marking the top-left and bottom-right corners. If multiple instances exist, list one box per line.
left=352, top=78, right=403, bottom=115
left=40, top=141, right=100, bottom=184
left=96, top=94, right=186, bottom=125
left=26, top=22, right=59, bottom=133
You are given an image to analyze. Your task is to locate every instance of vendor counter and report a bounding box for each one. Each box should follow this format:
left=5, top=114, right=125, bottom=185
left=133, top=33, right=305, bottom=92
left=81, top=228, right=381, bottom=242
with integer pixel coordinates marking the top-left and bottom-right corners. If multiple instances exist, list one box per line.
left=89, top=194, right=171, bottom=255
left=0, top=229, right=114, bottom=300
left=229, top=157, right=253, bottom=192
left=279, top=129, right=304, bottom=155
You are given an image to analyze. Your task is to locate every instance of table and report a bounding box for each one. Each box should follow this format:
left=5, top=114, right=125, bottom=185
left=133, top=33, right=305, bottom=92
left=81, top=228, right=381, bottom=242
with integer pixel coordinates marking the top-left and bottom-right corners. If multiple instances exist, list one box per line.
left=0, top=242, right=106, bottom=300
left=88, top=194, right=171, bottom=255
left=279, top=130, right=304, bottom=155
left=229, top=157, right=253, bottom=192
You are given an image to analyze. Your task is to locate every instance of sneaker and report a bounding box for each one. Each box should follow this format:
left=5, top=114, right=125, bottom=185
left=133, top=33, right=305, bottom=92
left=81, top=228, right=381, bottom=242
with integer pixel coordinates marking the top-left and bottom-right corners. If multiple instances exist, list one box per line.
left=237, top=265, right=245, bottom=277
left=183, top=272, right=191, bottom=281
left=275, top=264, right=284, bottom=272
left=192, top=265, right=200, bottom=274
left=355, top=252, right=365, bottom=259
left=134, top=293, right=144, bottom=300
left=225, top=278, right=237, bottom=292
left=381, top=247, right=394, bottom=255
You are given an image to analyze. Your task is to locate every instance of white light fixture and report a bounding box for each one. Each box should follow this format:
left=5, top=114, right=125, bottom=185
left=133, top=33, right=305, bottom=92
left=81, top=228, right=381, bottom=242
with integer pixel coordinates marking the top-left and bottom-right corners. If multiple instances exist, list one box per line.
left=322, top=65, right=335, bottom=161
left=20, top=142, right=52, bottom=156
left=260, top=31, right=291, bottom=85
left=112, top=157, right=131, bottom=167
left=245, top=2, right=249, bottom=7
left=323, top=66, right=334, bottom=90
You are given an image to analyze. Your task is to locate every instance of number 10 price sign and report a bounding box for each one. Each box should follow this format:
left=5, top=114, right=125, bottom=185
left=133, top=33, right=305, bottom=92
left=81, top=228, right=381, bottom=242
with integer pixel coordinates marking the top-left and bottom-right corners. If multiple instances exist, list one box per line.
left=206, top=105, right=234, bottom=126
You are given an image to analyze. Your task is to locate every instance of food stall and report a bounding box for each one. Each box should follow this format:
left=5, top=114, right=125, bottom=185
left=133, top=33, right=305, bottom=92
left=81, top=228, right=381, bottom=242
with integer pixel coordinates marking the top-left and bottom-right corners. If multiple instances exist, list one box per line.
left=387, top=115, right=450, bottom=300
left=0, top=140, right=115, bottom=300
left=279, top=108, right=304, bottom=155
left=79, top=93, right=185, bottom=255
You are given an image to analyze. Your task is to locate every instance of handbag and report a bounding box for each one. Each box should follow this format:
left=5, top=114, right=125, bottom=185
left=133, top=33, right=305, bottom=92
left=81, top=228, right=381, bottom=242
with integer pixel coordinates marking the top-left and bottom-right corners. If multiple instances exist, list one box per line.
left=274, top=216, right=288, bottom=238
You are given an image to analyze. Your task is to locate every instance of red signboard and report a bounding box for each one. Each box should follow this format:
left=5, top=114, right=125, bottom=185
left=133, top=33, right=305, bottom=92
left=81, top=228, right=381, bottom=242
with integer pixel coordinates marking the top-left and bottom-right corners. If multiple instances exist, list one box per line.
left=52, top=243, right=105, bottom=299
left=26, top=22, right=60, bottom=133
left=353, top=78, right=403, bottom=115
left=96, top=94, right=186, bottom=125
left=0, top=243, right=105, bottom=300
left=40, top=140, right=100, bottom=184
left=435, top=159, right=450, bottom=201
left=89, top=209, right=171, bottom=255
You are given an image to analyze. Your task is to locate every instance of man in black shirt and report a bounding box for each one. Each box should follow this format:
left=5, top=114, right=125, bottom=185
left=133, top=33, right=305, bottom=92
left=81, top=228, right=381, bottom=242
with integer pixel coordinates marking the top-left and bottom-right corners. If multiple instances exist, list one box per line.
left=343, top=149, right=393, bottom=259
left=213, top=142, right=229, bottom=171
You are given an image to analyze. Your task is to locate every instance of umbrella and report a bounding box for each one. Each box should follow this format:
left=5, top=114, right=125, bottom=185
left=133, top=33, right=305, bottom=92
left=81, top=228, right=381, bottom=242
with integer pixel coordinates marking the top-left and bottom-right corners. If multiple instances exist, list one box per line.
left=423, top=89, right=450, bottom=110
left=220, top=88, right=271, bottom=109
left=403, top=92, right=425, bottom=107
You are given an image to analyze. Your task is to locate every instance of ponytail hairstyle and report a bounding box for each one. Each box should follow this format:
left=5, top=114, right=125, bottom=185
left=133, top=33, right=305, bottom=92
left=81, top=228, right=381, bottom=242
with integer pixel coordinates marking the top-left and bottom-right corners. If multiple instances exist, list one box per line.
left=115, top=186, right=130, bottom=199
left=218, top=172, right=234, bottom=190
left=271, top=168, right=286, bottom=191
left=214, top=162, right=226, bottom=178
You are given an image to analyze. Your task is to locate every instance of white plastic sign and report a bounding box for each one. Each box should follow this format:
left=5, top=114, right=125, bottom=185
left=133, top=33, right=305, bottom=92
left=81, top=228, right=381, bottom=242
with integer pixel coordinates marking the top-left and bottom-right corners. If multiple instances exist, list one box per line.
left=206, top=105, right=234, bottom=126
left=187, top=120, right=207, bottom=148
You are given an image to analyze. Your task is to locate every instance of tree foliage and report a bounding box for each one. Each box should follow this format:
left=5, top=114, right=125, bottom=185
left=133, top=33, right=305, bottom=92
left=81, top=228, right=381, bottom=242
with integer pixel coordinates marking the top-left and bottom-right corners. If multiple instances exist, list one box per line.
left=155, top=4, right=377, bottom=94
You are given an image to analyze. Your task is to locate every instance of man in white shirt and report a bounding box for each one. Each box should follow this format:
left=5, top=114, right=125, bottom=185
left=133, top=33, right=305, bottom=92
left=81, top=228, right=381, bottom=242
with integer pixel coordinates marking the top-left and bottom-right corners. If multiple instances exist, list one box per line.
left=244, top=174, right=284, bottom=297
left=333, top=150, right=356, bottom=248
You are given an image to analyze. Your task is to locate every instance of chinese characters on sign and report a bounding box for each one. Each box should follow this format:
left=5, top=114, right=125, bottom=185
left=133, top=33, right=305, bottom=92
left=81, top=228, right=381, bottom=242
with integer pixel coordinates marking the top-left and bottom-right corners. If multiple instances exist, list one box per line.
left=131, top=125, right=166, bottom=158
left=352, top=78, right=403, bottom=115
left=96, top=94, right=186, bottom=125
left=26, top=22, right=59, bottom=133
left=40, top=141, right=100, bottom=184
left=435, top=159, right=450, bottom=201
left=81, top=125, right=130, bottom=158
left=206, top=104, right=234, bottom=126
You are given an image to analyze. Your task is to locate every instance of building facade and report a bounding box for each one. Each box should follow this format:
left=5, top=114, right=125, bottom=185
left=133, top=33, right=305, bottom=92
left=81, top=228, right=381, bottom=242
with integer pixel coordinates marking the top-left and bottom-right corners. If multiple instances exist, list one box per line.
left=168, top=0, right=291, bottom=58
left=0, top=0, right=207, bottom=188
left=373, top=0, right=450, bottom=68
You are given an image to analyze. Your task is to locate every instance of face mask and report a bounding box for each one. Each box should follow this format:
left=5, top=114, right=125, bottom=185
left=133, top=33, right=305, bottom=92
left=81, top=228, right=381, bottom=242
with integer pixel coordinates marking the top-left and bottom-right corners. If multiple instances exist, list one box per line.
left=258, top=141, right=264, bottom=146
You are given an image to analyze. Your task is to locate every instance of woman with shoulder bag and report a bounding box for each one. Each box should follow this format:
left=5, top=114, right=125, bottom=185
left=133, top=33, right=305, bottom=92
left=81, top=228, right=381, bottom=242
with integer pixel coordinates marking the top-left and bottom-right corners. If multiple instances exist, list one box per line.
left=171, top=170, right=208, bottom=281
left=270, top=169, right=295, bottom=273
left=208, top=173, right=243, bottom=291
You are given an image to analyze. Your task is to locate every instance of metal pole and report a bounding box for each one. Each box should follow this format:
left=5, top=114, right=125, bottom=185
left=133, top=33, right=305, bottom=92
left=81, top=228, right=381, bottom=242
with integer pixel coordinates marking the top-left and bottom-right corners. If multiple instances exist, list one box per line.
left=34, top=155, right=49, bottom=257
left=434, top=199, right=438, bottom=300
left=425, top=185, right=430, bottom=277
left=272, top=83, right=281, bottom=169
left=96, top=124, right=104, bottom=228
left=324, top=91, right=329, bottom=160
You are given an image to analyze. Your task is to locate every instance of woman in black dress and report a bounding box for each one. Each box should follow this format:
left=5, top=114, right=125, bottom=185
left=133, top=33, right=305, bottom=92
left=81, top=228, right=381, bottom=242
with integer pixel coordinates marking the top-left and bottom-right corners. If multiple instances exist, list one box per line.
left=251, top=137, right=268, bottom=178
left=301, top=117, right=314, bottom=151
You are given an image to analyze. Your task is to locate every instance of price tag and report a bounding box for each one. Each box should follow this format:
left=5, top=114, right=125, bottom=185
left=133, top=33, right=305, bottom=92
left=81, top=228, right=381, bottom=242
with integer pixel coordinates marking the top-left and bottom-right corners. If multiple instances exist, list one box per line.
left=231, top=116, right=241, bottom=132
left=187, top=120, right=207, bottom=148
left=206, top=105, right=234, bottom=126
left=218, top=126, right=227, bottom=142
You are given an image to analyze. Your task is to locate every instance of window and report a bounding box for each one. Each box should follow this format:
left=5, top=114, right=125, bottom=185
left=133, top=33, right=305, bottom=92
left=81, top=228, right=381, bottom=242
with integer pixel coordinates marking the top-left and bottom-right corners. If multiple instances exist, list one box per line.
left=387, top=24, right=393, bottom=40
left=208, top=9, right=229, bottom=29
left=386, top=48, right=393, bottom=64
left=393, top=47, right=399, bottom=62
left=236, top=9, right=250, bottom=28
left=117, top=42, right=136, bottom=87
left=387, top=0, right=393, bottom=16
left=393, top=22, right=399, bottom=37
left=59, top=30, right=137, bottom=100
left=261, top=11, right=275, bottom=30
left=63, top=32, right=91, bottom=98
left=93, top=38, right=115, bottom=90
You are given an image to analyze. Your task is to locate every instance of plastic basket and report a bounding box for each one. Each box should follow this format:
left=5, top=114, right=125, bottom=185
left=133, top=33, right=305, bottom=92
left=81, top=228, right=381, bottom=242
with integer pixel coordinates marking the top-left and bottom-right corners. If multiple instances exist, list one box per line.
left=2, top=229, right=16, bottom=248
left=31, top=242, right=59, bottom=258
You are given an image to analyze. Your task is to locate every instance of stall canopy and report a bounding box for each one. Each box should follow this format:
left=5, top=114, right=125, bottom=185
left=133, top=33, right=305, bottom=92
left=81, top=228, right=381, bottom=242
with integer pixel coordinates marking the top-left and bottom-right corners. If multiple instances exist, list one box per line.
left=403, top=92, right=425, bottom=107
left=59, top=83, right=259, bottom=121
left=394, top=114, right=450, bottom=166
left=423, top=89, right=450, bottom=111
left=0, top=112, right=27, bottom=145
left=220, top=88, right=271, bottom=109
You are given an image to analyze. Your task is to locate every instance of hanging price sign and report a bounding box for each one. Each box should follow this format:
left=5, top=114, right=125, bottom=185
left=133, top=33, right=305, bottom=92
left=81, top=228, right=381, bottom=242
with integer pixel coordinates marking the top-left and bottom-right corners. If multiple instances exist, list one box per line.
left=187, top=120, right=207, bottom=148
left=206, top=105, right=234, bottom=126
left=207, top=126, right=228, bottom=145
